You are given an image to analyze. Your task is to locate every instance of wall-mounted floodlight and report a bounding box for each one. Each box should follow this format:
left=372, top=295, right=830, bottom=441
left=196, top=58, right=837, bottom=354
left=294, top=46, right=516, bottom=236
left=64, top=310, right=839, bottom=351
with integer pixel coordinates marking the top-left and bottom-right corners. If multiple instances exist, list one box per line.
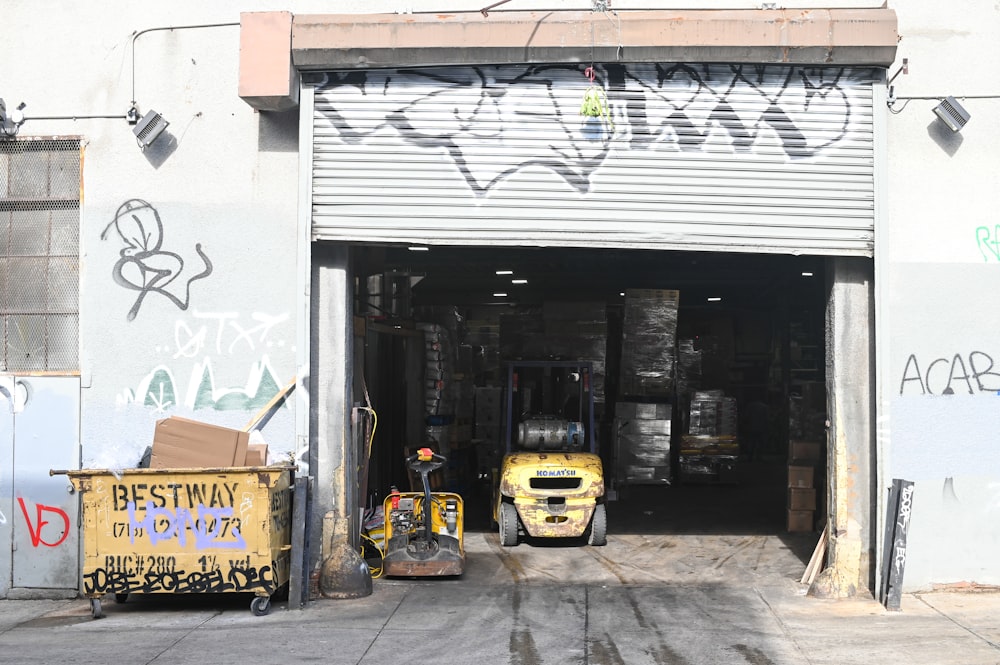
left=932, top=96, right=971, bottom=132
left=0, top=99, right=26, bottom=137
left=132, top=108, right=169, bottom=149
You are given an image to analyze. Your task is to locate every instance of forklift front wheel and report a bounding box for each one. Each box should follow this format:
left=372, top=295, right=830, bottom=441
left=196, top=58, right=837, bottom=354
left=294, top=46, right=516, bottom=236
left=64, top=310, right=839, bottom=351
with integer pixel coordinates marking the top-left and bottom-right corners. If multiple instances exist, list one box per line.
left=587, top=503, right=608, bottom=547
left=499, top=503, right=519, bottom=547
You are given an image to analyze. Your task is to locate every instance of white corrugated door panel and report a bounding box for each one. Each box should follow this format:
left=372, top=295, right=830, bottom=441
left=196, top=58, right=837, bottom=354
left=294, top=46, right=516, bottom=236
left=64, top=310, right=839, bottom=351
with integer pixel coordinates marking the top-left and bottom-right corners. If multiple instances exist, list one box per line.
left=311, top=64, right=876, bottom=256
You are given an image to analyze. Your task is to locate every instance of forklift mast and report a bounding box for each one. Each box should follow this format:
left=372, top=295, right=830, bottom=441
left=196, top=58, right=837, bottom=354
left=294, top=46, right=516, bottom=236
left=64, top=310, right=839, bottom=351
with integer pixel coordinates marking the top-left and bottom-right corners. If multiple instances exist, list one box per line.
left=503, top=360, right=597, bottom=454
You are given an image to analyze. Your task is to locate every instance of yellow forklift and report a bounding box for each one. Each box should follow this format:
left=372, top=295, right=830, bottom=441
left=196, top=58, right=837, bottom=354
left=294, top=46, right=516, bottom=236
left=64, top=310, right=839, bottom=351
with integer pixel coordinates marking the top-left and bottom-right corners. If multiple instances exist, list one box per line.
left=382, top=447, right=466, bottom=576
left=493, top=360, right=607, bottom=546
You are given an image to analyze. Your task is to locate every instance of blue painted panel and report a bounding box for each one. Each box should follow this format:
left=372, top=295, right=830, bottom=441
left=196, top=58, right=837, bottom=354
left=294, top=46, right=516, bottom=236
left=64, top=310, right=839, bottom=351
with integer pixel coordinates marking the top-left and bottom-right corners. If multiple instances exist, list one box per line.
left=11, top=376, right=80, bottom=590
left=0, top=377, right=15, bottom=596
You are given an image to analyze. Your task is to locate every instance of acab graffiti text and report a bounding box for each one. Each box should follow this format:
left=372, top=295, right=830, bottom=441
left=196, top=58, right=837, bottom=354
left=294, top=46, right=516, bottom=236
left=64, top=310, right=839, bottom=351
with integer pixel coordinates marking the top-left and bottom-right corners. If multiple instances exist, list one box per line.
left=898, top=351, right=1000, bottom=395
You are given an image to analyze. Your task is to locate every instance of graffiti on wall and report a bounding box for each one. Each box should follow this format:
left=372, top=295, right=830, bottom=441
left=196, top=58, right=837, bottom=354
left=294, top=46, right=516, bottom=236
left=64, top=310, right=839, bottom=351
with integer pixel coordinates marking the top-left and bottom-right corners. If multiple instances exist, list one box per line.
left=0, top=376, right=30, bottom=414
left=320, top=64, right=874, bottom=197
left=898, top=351, right=1000, bottom=395
left=16, top=498, right=70, bottom=548
left=118, top=311, right=290, bottom=412
left=976, top=226, right=1000, bottom=262
left=173, top=311, right=289, bottom=359
left=100, top=199, right=214, bottom=321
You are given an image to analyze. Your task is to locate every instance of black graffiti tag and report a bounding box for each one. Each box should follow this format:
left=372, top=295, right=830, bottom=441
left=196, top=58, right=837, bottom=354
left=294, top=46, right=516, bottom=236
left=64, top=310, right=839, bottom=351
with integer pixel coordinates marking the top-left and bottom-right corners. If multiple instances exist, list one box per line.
left=82, top=565, right=275, bottom=595
left=319, top=63, right=874, bottom=197
left=898, top=351, right=1000, bottom=395
left=100, top=198, right=213, bottom=321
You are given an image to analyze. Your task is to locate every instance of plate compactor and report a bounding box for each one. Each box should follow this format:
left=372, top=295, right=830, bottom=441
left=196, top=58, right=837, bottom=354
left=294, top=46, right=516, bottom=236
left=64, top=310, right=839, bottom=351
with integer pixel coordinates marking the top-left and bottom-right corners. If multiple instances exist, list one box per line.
left=382, top=448, right=465, bottom=577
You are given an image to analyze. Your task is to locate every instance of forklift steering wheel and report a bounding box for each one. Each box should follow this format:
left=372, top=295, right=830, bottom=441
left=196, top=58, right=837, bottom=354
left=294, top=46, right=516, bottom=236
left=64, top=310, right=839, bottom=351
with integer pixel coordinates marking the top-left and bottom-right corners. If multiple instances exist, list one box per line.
left=406, top=451, right=447, bottom=473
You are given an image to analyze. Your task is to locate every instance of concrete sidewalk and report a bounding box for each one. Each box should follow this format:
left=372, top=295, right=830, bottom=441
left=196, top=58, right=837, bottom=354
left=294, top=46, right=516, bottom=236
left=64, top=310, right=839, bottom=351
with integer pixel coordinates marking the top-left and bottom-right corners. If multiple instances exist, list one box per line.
left=1, top=533, right=998, bottom=665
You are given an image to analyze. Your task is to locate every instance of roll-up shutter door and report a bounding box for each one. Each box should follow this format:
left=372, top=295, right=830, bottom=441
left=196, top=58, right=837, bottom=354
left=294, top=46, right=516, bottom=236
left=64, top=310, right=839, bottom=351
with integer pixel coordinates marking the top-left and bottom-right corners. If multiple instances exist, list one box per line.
left=311, top=64, right=877, bottom=256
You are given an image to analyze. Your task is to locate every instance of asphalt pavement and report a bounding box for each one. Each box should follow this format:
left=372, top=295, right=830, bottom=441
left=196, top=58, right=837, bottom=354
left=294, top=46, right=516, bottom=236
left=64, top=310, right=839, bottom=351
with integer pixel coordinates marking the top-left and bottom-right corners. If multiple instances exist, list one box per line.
left=1, top=532, right=998, bottom=665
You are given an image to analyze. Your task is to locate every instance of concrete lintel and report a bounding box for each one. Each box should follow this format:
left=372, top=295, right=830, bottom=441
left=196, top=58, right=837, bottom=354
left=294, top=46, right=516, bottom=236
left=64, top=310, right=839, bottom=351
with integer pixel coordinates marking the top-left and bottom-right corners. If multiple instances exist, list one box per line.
left=291, top=8, right=899, bottom=70
left=239, top=11, right=299, bottom=112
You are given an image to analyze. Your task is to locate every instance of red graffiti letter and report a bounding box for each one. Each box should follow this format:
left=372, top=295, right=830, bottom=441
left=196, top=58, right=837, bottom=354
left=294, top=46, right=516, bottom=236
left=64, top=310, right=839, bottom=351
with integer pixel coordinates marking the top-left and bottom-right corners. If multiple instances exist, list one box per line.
left=17, top=498, right=70, bottom=548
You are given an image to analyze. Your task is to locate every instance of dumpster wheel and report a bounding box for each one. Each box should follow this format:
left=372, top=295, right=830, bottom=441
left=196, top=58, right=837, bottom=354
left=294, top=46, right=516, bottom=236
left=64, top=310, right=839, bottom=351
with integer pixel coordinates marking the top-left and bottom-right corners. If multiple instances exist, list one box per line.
left=90, top=598, right=103, bottom=619
left=250, top=596, right=271, bottom=616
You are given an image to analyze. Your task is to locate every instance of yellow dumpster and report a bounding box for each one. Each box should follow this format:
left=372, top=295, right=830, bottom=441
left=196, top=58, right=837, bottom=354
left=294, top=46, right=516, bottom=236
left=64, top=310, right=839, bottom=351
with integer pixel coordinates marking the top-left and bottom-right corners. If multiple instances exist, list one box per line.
left=55, top=466, right=294, bottom=618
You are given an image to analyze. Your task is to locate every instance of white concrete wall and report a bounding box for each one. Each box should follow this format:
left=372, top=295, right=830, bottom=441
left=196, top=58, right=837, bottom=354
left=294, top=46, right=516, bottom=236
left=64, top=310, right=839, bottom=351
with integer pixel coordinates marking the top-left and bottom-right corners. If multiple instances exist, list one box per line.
left=1, top=2, right=324, bottom=471
left=881, top=0, right=1000, bottom=589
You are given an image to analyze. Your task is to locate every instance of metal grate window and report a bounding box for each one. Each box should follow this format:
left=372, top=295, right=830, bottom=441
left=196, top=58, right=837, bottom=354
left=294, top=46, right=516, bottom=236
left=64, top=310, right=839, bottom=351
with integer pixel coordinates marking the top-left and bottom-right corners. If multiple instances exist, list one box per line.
left=0, top=138, right=80, bottom=372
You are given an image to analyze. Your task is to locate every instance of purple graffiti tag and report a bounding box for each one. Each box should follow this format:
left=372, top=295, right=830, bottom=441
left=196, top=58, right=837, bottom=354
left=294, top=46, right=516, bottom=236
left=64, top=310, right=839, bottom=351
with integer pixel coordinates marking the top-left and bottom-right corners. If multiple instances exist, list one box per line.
left=127, top=501, right=246, bottom=550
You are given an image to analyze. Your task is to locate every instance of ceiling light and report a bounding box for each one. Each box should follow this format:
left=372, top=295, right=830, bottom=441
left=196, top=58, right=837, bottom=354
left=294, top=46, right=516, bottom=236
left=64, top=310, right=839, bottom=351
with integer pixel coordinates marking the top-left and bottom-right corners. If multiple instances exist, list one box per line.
left=619, top=292, right=625, bottom=297
left=512, top=279, right=527, bottom=284
left=407, top=246, right=429, bottom=251
left=707, top=297, right=722, bottom=302
left=496, top=270, right=513, bottom=275
left=493, top=292, right=508, bottom=297
left=801, top=272, right=814, bottom=277
left=932, top=96, right=970, bottom=132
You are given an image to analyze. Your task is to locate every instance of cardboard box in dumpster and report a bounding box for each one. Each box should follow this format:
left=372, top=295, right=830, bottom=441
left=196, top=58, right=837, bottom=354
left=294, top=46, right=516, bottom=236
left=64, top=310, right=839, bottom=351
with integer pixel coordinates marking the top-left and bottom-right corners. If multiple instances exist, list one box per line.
left=150, top=416, right=249, bottom=468
left=245, top=443, right=268, bottom=466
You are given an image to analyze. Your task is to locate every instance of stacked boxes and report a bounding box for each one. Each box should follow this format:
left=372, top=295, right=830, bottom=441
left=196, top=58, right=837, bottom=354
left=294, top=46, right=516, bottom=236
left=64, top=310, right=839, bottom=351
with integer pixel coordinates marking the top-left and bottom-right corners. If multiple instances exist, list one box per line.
left=499, top=302, right=608, bottom=403
left=474, top=386, right=503, bottom=475
left=421, top=322, right=453, bottom=419
left=687, top=390, right=738, bottom=436
left=787, top=382, right=825, bottom=531
left=542, top=302, right=608, bottom=403
left=789, top=381, right=826, bottom=441
left=615, top=401, right=671, bottom=484
left=464, top=316, right=500, bottom=384
left=419, top=320, right=462, bottom=486
left=618, top=289, right=679, bottom=398
left=787, top=440, right=822, bottom=532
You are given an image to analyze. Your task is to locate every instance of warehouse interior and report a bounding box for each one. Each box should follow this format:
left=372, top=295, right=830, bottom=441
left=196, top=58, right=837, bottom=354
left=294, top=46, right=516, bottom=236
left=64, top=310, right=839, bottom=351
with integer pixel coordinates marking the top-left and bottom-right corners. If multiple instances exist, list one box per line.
left=350, top=245, right=829, bottom=539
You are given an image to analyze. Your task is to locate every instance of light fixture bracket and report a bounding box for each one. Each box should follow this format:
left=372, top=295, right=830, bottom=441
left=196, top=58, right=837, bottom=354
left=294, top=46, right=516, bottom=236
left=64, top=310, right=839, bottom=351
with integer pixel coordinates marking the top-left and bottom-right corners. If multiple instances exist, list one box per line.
left=0, top=98, right=26, bottom=138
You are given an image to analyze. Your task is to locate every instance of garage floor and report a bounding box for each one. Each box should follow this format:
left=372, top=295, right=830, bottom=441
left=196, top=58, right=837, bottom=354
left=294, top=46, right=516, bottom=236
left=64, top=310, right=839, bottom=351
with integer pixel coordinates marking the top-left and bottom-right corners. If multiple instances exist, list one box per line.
left=459, top=459, right=821, bottom=587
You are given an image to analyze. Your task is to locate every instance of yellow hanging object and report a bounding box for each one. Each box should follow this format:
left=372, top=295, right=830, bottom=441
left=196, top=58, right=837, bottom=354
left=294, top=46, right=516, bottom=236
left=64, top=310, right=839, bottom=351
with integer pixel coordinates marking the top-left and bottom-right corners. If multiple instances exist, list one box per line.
left=579, top=84, right=613, bottom=131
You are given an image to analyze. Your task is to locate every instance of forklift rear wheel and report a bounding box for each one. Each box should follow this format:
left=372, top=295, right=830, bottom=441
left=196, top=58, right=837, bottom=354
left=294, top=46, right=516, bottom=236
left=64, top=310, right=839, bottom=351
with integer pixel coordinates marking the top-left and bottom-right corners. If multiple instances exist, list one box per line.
left=499, top=503, right=519, bottom=547
left=587, top=503, right=607, bottom=547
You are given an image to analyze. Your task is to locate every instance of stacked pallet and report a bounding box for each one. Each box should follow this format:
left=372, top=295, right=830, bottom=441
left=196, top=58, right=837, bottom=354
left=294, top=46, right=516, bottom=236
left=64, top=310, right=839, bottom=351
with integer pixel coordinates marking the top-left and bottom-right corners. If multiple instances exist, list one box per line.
left=615, top=401, right=672, bottom=485
left=618, top=289, right=679, bottom=399
left=678, top=390, right=739, bottom=483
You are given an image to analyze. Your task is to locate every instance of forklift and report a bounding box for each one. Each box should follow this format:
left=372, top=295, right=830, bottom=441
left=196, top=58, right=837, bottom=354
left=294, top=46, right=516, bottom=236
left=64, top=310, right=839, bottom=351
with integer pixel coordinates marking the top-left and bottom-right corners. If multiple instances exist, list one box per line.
left=381, top=447, right=466, bottom=576
left=493, top=360, right=608, bottom=546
